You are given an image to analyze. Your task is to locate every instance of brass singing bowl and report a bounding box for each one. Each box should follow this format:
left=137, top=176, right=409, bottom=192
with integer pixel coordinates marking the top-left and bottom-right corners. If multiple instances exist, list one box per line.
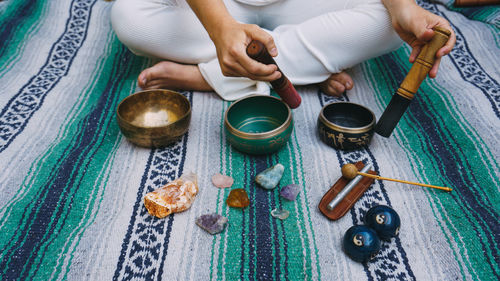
left=116, top=89, right=191, bottom=147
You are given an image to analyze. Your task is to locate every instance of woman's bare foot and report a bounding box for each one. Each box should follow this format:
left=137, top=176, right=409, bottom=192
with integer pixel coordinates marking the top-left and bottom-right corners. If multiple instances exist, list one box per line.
left=139, top=62, right=354, bottom=96
left=138, top=61, right=213, bottom=91
left=319, top=71, right=354, bottom=97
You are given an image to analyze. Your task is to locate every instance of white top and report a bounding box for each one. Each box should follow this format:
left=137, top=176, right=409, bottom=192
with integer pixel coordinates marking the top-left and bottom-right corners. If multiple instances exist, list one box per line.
left=233, top=0, right=283, bottom=6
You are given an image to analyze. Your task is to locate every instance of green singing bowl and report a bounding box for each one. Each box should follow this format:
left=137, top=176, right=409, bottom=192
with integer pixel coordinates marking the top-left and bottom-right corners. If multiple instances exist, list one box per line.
left=116, top=89, right=191, bottom=148
left=224, top=95, right=293, bottom=154
left=318, top=102, right=375, bottom=150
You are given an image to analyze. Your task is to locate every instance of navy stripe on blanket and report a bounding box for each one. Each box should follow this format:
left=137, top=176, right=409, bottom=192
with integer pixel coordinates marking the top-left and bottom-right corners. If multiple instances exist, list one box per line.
left=0, top=41, right=129, bottom=281
left=0, top=0, right=97, bottom=154
left=113, top=92, right=191, bottom=281
left=384, top=49, right=500, bottom=262
left=418, top=0, right=500, bottom=118
left=318, top=91, right=416, bottom=281
left=0, top=0, right=36, bottom=57
left=375, top=45, right=499, bottom=278
left=252, top=155, right=278, bottom=279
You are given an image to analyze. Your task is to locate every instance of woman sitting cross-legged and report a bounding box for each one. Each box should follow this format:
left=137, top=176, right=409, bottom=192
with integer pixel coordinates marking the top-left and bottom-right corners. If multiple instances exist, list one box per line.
left=111, top=0, right=455, bottom=101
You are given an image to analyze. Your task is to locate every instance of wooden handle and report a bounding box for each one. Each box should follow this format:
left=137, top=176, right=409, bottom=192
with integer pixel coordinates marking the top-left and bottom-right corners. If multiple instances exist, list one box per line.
left=246, top=40, right=287, bottom=89
left=357, top=172, right=452, bottom=192
left=246, top=41, right=274, bottom=65
left=246, top=40, right=302, bottom=108
left=455, top=0, right=500, bottom=6
left=396, top=27, right=451, bottom=100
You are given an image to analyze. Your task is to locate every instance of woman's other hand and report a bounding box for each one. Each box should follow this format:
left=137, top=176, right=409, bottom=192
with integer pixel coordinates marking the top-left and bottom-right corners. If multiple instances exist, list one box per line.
left=383, top=0, right=456, bottom=77
left=186, top=0, right=281, bottom=81
left=210, top=19, right=281, bottom=81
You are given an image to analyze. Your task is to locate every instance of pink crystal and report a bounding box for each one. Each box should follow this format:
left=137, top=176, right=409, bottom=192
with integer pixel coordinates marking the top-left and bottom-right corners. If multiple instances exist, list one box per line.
left=211, top=173, right=234, bottom=188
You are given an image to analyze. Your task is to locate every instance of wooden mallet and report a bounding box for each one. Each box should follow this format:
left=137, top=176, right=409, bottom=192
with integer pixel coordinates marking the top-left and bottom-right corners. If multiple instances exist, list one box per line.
left=374, top=27, right=451, bottom=137
left=341, top=164, right=452, bottom=192
left=246, top=40, right=301, bottom=109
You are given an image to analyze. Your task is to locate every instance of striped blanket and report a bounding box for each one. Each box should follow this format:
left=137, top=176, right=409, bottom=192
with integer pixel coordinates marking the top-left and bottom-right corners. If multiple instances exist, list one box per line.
left=0, top=0, right=498, bottom=280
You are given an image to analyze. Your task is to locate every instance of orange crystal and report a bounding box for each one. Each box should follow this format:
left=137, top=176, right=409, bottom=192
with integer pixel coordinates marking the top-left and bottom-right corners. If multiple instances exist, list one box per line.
left=144, top=173, right=198, bottom=218
left=226, top=188, right=250, bottom=208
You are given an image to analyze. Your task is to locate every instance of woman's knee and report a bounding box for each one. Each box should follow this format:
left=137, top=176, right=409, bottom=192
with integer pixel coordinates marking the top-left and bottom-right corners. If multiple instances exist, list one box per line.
left=111, top=0, right=144, bottom=53
left=111, top=0, right=215, bottom=62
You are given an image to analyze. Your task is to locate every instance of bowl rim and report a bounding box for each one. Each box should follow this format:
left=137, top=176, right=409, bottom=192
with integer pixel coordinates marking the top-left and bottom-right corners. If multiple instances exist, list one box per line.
left=116, top=89, right=191, bottom=129
left=319, top=101, right=375, bottom=134
left=224, top=95, right=292, bottom=140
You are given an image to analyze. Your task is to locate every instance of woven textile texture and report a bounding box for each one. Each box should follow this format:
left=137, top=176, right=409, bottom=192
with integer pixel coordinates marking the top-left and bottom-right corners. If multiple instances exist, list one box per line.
left=0, top=0, right=498, bottom=280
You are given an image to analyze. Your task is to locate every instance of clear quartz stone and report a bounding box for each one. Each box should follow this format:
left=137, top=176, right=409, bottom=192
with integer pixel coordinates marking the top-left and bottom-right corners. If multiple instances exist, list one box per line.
left=271, top=208, right=290, bottom=220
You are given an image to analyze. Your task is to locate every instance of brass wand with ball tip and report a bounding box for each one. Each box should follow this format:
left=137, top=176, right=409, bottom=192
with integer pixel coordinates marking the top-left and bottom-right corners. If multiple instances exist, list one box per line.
left=341, top=164, right=452, bottom=192
left=327, top=163, right=373, bottom=211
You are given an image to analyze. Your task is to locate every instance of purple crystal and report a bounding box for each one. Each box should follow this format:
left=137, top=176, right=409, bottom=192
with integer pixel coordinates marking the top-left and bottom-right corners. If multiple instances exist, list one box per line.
left=280, top=184, right=300, bottom=201
left=196, top=213, right=228, bottom=235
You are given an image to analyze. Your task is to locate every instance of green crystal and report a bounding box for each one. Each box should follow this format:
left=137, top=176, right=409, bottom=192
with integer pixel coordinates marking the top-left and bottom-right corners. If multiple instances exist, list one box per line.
left=255, top=164, right=284, bottom=190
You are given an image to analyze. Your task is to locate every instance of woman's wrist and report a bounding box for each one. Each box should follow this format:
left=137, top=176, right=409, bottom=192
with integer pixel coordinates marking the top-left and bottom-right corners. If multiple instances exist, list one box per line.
left=186, top=0, right=236, bottom=41
left=208, top=16, right=238, bottom=41
left=382, top=0, right=418, bottom=18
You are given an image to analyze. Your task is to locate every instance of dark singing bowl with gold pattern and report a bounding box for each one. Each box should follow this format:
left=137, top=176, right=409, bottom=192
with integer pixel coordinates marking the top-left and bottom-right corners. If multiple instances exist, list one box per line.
left=318, top=102, right=375, bottom=150
left=117, top=89, right=191, bottom=148
left=224, top=95, right=293, bottom=154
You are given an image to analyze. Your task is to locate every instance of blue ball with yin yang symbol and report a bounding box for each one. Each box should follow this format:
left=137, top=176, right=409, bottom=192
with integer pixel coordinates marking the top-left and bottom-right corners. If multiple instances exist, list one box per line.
left=342, top=225, right=381, bottom=263
left=364, top=205, right=401, bottom=240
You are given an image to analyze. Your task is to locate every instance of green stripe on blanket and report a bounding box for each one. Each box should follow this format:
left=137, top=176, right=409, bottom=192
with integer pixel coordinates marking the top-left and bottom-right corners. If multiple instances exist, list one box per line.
left=0, top=32, right=146, bottom=280
left=367, top=45, right=500, bottom=280
left=0, top=0, right=498, bottom=280
left=430, top=0, right=500, bottom=29
left=0, top=0, right=48, bottom=75
left=211, top=100, right=321, bottom=280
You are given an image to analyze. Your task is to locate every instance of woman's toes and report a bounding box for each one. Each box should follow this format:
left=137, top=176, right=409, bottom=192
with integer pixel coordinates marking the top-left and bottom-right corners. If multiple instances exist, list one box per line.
left=321, top=80, right=345, bottom=97
left=330, top=80, right=346, bottom=96
left=138, top=71, right=149, bottom=88
left=319, top=71, right=355, bottom=96
left=137, top=61, right=174, bottom=89
left=331, top=72, right=354, bottom=90
left=136, top=61, right=212, bottom=91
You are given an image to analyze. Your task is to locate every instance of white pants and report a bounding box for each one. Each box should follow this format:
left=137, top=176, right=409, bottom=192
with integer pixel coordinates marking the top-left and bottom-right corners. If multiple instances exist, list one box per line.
left=111, top=0, right=403, bottom=100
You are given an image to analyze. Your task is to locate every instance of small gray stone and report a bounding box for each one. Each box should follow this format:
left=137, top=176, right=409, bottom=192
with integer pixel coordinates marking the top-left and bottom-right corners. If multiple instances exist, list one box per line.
left=280, top=184, right=300, bottom=201
left=255, top=164, right=284, bottom=190
left=196, top=213, right=228, bottom=235
left=271, top=208, right=290, bottom=220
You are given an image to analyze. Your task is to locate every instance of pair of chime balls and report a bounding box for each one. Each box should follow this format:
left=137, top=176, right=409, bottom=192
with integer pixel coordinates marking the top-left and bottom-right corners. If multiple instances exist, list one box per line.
left=343, top=205, right=401, bottom=263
